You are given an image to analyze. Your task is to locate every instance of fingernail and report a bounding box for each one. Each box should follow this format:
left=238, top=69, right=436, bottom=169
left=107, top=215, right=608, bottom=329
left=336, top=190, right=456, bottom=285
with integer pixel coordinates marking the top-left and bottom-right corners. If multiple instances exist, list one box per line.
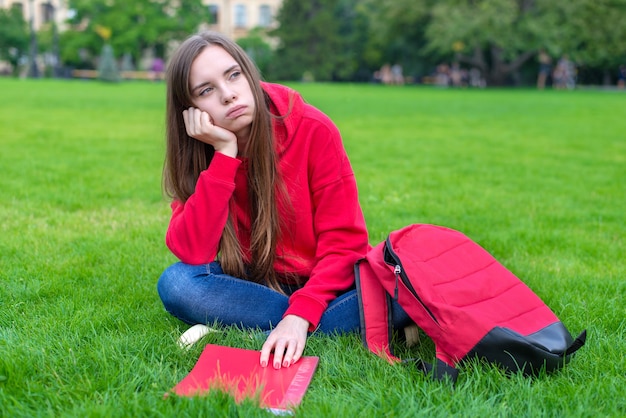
left=260, top=361, right=267, bottom=368
left=283, top=360, right=290, bottom=368
left=274, top=362, right=281, bottom=369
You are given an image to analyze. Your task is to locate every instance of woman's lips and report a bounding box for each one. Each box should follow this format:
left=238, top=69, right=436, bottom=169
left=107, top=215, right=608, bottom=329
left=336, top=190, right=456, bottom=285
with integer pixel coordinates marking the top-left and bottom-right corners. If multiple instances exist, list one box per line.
left=226, top=105, right=247, bottom=119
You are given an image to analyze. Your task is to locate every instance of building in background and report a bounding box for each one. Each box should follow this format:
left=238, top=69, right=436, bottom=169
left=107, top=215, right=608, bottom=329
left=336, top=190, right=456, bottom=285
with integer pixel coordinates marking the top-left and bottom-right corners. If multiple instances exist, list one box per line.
left=0, top=0, right=282, bottom=38
left=201, top=0, right=282, bottom=39
left=1, top=0, right=68, bottom=76
left=0, top=0, right=283, bottom=76
left=1, top=0, right=68, bottom=31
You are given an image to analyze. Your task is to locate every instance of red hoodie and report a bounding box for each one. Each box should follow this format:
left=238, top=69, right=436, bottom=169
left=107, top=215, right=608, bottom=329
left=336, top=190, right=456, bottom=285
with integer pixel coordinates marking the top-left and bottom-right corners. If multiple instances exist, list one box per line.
left=165, top=82, right=369, bottom=330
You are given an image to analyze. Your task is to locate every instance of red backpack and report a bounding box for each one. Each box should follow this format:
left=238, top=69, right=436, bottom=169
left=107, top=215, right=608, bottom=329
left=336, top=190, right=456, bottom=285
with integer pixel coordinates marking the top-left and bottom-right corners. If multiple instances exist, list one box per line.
left=355, top=224, right=586, bottom=382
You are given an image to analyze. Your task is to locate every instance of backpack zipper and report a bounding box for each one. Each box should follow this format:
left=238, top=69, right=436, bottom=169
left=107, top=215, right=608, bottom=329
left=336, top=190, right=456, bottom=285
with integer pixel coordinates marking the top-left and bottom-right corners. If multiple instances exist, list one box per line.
left=393, top=265, right=401, bottom=300
left=385, top=239, right=439, bottom=325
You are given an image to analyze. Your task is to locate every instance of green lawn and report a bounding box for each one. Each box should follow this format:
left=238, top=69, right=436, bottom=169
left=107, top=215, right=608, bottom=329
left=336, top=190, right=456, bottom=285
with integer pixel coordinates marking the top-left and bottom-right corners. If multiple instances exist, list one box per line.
left=0, top=78, right=624, bottom=417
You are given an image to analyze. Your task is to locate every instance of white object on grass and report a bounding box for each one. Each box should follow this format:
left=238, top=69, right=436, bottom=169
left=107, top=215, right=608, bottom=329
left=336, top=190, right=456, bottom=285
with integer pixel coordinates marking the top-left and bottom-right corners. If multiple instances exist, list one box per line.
left=404, top=323, right=421, bottom=347
left=178, top=324, right=217, bottom=349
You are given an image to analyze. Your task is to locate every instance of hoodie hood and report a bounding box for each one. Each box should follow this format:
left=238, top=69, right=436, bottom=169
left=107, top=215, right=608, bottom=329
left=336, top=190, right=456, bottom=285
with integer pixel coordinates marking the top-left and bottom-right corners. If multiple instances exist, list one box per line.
left=261, top=82, right=304, bottom=154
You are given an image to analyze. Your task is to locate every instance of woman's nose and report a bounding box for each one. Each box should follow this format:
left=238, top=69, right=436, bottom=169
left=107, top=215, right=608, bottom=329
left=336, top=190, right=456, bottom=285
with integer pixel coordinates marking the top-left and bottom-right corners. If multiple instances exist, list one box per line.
left=222, top=88, right=237, bottom=104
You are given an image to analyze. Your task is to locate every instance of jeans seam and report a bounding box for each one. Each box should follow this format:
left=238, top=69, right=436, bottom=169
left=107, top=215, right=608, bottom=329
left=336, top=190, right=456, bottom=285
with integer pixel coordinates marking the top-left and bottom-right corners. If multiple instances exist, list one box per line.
left=325, top=293, right=356, bottom=314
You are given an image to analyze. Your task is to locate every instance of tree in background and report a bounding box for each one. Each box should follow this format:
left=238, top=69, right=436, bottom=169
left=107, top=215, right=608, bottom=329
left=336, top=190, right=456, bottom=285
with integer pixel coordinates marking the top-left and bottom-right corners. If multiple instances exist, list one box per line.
left=6, top=0, right=623, bottom=85
left=0, top=7, right=29, bottom=76
left=95, top=25, right=119, bottom=82
left=335, top=0, right=375, bottom=81
left=270, top=0, right=371, bottom=81
left=365, top=0, right=626, bottom=86
left=551, top=0, right=626, bottom=85
left=360, top=0, right=436, bottom=83
left=271, top=0, right=339, bottom=81
left=63, top=0, right=206, bottom=70
left=237, top=28, right=274, bottom=79
left=422, top=0, right=548, bottom=86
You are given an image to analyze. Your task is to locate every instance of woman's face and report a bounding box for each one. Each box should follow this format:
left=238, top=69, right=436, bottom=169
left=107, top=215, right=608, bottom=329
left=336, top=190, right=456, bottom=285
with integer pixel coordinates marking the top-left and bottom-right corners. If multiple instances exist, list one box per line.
left=188, top=45, right=256, bottom=141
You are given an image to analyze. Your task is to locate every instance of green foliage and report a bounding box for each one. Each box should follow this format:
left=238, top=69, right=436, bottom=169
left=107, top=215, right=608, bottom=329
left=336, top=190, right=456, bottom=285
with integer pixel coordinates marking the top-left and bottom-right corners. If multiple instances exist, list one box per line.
left=334, top=0, right=374, bottom=81
left=58, top=29, right=97, bottom=69
left=354, top=0, right=626, bottom=85
left=236, top=29, right=274, bottom=79
left=418, top=0, right=544, bottom=84
left=271, top=0, right=372, bottom=81
left=63, top=0, right=207, bottom=69
left=1, top=79, right=625, bottom=416
left=271, top=0, right=338, bottom=81
left=360, top=0, right=436, bottom=78
left=0, top=6, right=29, bottom=74
left=565, top=0, right=626, bottom=68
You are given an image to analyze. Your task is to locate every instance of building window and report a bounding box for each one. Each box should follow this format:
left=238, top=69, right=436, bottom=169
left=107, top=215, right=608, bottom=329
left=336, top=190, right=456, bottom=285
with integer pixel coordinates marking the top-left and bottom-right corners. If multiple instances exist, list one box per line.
left=259, top=5, right=271, bottom=27
left=41, top=2, right=54, bottom=23
left=234, top=4, right=246, bottom=28
left=208, top=4, right=219, bottom=24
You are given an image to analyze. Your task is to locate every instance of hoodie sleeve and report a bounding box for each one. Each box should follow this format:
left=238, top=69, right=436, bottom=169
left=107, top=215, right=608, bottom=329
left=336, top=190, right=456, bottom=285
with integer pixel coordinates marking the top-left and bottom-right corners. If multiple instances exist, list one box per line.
left=165, top=152, right=241, bottom=265
left=283, top=106, right=369, bottom=330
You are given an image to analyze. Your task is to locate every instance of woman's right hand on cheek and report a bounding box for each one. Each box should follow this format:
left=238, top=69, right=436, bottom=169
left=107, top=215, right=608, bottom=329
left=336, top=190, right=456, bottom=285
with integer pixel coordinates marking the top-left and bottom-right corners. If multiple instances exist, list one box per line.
left=183, top=107, right=238, bottom=157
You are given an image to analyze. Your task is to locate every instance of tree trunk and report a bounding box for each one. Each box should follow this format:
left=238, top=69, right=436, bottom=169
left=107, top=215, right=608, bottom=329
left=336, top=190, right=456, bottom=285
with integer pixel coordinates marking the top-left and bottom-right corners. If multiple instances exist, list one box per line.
left=487, top=45, right=536, bottom=86
left=456, top=46, right=487, bottom=77
left=457, top=45, right=536, bottom=87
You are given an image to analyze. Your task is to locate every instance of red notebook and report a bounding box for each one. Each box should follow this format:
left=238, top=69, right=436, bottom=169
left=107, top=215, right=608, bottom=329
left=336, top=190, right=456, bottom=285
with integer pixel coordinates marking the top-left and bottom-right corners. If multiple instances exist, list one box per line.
left=171, top=344, right=319, bottom=413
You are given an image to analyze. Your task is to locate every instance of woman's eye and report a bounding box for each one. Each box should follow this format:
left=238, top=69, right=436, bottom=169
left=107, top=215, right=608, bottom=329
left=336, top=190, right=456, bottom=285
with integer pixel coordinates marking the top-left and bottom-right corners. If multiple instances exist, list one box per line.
left=199, top=87, right=213, bottom=96
left=230, top=70, right=241, bottom=80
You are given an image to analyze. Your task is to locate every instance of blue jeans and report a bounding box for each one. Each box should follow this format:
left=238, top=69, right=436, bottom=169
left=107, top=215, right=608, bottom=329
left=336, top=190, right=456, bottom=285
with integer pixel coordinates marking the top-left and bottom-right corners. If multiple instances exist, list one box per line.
left=157, top=262, right=411, bottom=335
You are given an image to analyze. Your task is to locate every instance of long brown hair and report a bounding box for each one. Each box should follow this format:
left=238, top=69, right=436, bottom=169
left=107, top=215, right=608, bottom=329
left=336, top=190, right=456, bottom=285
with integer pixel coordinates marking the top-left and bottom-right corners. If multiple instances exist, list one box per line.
left=163, top=31, right=287, bottom=292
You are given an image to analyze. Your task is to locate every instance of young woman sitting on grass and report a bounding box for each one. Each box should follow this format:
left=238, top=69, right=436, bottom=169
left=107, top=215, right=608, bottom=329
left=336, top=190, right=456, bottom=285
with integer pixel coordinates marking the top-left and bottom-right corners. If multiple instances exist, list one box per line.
left=157, top=31, right=410, bottom=369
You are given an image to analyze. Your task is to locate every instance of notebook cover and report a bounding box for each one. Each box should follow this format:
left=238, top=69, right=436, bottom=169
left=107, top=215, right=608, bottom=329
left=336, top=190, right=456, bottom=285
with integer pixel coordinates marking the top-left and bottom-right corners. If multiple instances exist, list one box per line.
left=171, top=344, right=319, bottom=412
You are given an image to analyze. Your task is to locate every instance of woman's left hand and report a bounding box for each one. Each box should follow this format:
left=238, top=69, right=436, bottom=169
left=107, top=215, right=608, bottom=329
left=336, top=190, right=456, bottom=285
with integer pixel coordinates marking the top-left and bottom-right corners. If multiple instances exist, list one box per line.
left=260, top=315, right=309, bottom=369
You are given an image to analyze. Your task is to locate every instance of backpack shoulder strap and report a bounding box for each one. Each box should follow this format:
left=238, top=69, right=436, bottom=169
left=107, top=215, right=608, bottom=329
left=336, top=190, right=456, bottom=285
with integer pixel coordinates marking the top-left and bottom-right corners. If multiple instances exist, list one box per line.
left=354, top=258, right=397, bottom=363
left=356, top=256, right=459, bottom=384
